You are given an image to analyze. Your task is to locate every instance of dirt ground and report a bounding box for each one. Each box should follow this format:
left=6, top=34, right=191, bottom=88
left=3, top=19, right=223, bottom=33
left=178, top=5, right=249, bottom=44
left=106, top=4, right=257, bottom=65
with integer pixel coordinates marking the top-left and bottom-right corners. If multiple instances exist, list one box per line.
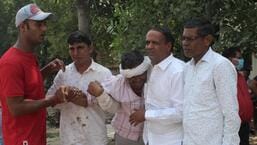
left=47, top=126, right=257, bottom=145
left=250, top=135, right=257, bottom=145
left=47, top=124, right=115, bottom=145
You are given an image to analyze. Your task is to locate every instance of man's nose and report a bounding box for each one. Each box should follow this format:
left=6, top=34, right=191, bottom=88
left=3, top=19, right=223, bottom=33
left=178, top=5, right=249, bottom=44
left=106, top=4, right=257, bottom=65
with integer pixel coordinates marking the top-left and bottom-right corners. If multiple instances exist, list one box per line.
left=73, top=48, right=78, bottom=55
left=146, top=43, right=153, bottom=49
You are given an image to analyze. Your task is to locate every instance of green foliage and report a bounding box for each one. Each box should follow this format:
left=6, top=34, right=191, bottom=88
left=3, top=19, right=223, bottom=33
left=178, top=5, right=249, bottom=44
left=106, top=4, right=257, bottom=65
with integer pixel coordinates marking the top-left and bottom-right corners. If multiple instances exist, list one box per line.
left=36, top=0, right=77, bottom=63
left=217, top=0, right=257, bottom=52
left=0, top=0, right=18, bottom=54
left=107, top=0, right=257, bottom=59
left=0, top=0, right=257, bottom=66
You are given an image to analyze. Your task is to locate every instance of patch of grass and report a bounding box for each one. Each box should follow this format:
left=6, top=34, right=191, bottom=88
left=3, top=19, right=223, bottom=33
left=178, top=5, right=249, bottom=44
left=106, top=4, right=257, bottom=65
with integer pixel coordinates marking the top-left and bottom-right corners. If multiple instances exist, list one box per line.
left=47, top=131, right=59, bottom=138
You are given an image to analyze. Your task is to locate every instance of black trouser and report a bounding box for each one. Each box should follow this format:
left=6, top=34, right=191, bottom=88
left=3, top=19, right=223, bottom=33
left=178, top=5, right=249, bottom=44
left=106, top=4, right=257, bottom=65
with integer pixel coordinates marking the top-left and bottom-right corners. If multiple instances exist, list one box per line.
left=239, top=122, right=250, bottom=145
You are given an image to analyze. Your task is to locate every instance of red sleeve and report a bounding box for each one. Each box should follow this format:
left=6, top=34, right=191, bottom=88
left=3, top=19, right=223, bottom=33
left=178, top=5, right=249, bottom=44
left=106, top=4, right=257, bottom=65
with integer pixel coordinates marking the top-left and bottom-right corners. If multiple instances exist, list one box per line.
left=237, top=73, right=254, bottom=122
left=0, top=62, right=25, bottom=97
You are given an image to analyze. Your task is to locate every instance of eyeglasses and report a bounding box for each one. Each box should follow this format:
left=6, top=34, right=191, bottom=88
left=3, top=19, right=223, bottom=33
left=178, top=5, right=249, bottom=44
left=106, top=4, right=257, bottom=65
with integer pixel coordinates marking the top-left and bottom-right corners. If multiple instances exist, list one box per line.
left=182, top=36, right=203, bottom=42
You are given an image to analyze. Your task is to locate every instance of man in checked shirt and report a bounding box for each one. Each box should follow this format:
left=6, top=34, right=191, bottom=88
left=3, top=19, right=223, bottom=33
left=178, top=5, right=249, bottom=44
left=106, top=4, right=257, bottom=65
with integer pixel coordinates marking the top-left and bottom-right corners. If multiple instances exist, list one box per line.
left=88, top=50, right=151, bottom=145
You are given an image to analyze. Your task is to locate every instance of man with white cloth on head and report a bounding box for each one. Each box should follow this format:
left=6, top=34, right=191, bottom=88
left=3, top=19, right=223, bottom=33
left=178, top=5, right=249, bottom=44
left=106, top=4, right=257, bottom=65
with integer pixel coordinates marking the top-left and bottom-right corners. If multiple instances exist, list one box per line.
left=129, top=27, right=185, bottom=145
left=88, top=50, right=150, bottom=145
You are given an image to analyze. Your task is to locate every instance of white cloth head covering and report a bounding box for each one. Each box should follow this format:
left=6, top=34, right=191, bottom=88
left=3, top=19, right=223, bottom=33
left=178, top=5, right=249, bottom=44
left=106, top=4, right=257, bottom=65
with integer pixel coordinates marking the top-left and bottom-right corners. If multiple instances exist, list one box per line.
left=119, top=56, right=151, bottom=78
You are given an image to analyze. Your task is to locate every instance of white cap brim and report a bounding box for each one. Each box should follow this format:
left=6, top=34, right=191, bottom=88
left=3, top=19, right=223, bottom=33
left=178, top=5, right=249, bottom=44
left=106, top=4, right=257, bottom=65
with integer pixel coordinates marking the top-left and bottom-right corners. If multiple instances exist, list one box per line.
left=29, top=12, right=52, bottom=21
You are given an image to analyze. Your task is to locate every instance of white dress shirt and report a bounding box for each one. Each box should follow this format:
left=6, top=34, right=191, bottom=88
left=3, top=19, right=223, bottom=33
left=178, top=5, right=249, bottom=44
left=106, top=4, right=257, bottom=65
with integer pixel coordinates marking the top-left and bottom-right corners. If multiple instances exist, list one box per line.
left=47, top=60, right=112, bottom=145
left=143, top=54, right=185, bottom=145
left=183, top=48, right=241, bottom=145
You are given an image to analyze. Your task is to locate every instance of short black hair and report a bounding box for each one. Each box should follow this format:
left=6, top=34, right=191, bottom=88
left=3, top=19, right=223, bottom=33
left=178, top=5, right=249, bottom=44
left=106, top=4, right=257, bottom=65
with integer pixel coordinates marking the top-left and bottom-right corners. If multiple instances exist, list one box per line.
left=121, top=50, right=144, bottom=69
left=184, top=17, right=215, bottom=37
left=222, top=46, right=241, bottom=58
left=67, top=31, right=91, bottom=46
left=150, top=26, right=175, bottom=45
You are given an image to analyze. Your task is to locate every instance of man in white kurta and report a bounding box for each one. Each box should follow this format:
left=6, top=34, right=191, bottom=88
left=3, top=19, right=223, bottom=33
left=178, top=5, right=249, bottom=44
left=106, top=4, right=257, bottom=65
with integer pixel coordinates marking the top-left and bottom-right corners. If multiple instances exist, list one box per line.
left=129, top=27, right=185, bottom=145
left=47, top=31, right=112, bottom=145
left=47, top=61, right=112, bottom=145
left=183, top=48, right=240, bottom=145
left=182, top=17, right=240, bottom=145
left=144, top=54, right=185, bottom=145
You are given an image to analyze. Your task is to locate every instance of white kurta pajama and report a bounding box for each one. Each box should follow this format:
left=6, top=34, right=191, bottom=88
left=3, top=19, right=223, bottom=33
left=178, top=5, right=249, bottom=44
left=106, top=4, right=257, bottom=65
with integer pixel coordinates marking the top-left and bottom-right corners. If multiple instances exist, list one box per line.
left=143, top=54, right=185, bottom=145
left=47, top=61, right=112, bottom=145
left=183, top=48, right=241, bottom=145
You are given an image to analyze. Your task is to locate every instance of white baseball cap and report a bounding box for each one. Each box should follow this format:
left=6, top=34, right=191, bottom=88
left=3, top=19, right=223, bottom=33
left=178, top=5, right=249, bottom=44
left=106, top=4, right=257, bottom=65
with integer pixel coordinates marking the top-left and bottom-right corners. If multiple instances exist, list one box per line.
left=15, top=3, right=52, bottom=27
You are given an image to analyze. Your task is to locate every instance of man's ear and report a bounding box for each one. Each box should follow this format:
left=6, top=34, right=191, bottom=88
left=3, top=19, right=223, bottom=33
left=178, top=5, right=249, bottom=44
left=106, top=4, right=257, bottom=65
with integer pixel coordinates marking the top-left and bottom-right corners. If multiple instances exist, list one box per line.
left=19, top=22, right=28, bottom=32
left=89, top=44, right=94, bottom=54
left=204, top=35, right=214, bottom=47
left=167, top=42, right=173, bottom=52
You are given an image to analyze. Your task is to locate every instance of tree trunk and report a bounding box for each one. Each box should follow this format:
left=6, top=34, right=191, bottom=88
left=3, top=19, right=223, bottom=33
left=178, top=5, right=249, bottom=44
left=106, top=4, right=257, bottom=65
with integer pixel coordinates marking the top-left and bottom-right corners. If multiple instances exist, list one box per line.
left=75, top=0, right=98, bottom=60
left=76, top=0, right=90, bottom=35
left=205, top=0, right=221, bottom=41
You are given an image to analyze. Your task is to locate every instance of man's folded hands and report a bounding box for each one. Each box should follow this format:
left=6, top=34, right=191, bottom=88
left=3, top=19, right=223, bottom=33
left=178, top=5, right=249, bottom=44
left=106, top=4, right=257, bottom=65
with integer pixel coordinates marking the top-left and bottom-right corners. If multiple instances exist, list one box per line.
left=54, top=86, right=88, bottom=107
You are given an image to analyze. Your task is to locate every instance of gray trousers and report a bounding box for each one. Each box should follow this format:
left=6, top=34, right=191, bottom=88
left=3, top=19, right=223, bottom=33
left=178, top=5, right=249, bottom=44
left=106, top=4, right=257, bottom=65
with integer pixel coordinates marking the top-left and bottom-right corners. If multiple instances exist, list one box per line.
left=114, top=133, right=144, bottom=145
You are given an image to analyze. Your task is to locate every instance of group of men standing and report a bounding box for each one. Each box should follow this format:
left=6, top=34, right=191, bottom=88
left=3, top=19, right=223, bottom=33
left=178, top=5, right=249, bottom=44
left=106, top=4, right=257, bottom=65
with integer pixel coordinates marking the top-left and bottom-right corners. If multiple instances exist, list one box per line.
left=0, top=3, right=242, bottom=145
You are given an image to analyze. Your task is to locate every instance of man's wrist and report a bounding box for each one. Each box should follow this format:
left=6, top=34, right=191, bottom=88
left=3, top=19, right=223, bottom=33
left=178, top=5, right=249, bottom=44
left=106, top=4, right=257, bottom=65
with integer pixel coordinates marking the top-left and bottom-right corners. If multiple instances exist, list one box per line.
left=46, top=96, right=59, bottom=107
left=69, top=94, right=88, bottom=107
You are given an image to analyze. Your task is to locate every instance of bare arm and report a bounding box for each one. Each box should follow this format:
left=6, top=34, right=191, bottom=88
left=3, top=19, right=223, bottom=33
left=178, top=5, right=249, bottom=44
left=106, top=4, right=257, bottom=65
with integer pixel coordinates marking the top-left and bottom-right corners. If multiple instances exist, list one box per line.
left=6, top=95, right=63, bottom=117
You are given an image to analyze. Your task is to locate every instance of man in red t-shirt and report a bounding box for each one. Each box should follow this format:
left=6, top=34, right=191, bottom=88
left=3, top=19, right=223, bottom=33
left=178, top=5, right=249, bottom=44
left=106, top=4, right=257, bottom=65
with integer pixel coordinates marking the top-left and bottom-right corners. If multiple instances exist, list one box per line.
left=0, top=3, right=67, bottom=145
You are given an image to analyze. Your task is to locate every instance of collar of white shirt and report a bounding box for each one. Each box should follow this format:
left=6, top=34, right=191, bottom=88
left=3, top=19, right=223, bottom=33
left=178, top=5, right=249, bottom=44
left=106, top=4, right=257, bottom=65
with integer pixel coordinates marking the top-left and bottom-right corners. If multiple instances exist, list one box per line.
left=189, top=47, right=214, bottom=65
left=70, top=59, right=98, bottom=73
left=155, top=53, right=174, bottom=71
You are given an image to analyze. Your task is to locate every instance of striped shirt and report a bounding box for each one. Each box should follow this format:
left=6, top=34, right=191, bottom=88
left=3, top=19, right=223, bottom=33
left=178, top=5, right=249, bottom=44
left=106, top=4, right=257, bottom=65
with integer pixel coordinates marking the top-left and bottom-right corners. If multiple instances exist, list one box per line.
left=98, top=75, right=145, bottom=141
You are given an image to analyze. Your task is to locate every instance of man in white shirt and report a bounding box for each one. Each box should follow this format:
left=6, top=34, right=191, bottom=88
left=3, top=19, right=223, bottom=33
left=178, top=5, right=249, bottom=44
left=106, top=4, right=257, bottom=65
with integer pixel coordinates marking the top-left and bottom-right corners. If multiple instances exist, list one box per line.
left=130, top=27, right=185, bottom=145
left=182, top=17, right=240, bottom=145
left=47, top=31, right=112, bottom=145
